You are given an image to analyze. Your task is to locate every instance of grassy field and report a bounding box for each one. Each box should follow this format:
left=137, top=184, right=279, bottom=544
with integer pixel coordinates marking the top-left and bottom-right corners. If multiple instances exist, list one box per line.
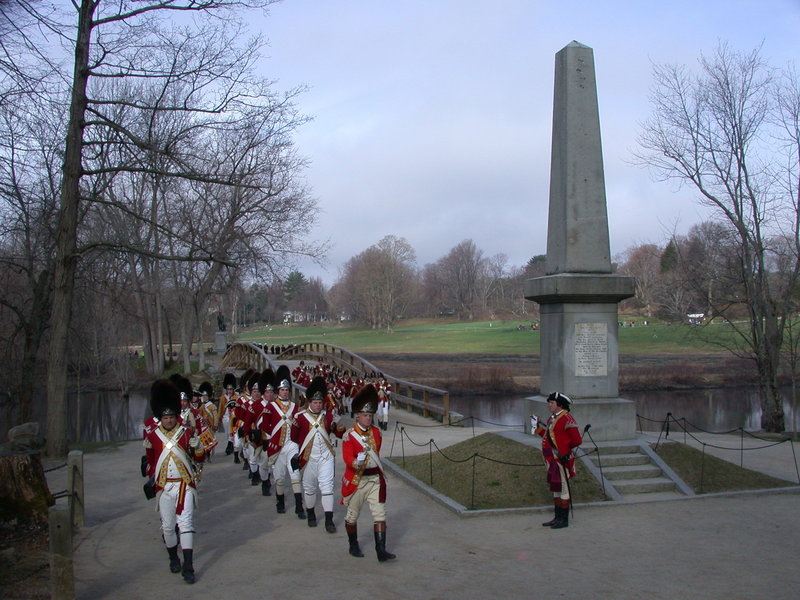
left=235, top=317, right=744, bottom=356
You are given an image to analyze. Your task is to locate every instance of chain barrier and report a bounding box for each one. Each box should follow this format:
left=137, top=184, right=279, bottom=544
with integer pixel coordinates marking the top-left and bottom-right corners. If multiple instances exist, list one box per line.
left=641, top=412, right=800, bottom=489
left=389, top=423, right=551, bottom=509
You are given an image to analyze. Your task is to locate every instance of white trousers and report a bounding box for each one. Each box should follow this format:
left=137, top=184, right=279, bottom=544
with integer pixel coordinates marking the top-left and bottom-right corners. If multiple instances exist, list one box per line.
left=301, top=451, right=335, bottom=510
left=159, top=481, right=196, bottom=549
left=343, top=474, right=385, bottom=524
left=269, top=440, right=301, bottom=495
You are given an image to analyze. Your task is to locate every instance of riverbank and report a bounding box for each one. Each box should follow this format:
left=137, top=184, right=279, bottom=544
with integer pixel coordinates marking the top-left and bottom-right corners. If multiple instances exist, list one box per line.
left=363, top=352, right=756, bottom=394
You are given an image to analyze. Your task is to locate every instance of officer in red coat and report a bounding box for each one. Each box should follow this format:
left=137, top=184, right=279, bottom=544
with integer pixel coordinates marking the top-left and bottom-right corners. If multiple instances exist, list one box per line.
left=532, top=391, right=583, bottom=529
left=143, top=379, right=206, bottom=583
left=341, top=384, right=396, bottom=562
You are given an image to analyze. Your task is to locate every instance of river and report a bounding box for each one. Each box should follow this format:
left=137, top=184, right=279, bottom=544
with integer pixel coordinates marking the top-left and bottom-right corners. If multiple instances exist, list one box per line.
left=3, top=387, right=796, bottom=444
left=449, top=388, right=799, bottom=433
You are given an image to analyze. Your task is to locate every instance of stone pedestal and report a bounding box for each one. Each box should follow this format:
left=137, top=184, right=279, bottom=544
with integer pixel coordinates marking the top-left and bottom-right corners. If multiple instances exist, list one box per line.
left=214, top=331, right=227, bottom=354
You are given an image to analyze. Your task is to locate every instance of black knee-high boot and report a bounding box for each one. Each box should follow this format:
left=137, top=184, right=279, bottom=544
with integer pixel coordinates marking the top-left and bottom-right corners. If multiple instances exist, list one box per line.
left=551, top=500, right=570, bottom=529
left=181, top=549, right=195, bottom=584
left=324, top=511, right=336, bottom=534
left=346, top=522, right=363, bottom=557
left=166, top=545, right=181, bottom=573
left=306, top=507, right=317, bottom=527
left=542, top=500, right=559, bottom=527
left=374, top=521, right=396, bottom=562
left=294, top=492, right=307, bottom=519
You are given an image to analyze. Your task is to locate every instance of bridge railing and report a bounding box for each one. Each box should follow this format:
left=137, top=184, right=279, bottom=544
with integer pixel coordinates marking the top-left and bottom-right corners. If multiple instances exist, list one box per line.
left=220, top=342, right=275, bottom=372
left=222, top=341, right=451, bottom=422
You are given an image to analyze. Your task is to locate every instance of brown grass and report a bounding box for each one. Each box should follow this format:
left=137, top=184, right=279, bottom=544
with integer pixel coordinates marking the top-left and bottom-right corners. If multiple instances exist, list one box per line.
left=652, top=441, right=796, bottom=493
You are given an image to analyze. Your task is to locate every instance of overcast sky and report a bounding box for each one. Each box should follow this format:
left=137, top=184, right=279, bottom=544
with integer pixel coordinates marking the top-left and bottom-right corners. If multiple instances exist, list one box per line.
left=252, top=0, right=800, bottom=286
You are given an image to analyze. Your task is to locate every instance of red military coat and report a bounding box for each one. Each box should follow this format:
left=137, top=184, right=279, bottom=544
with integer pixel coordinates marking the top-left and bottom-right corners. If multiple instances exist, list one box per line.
left=144, top=422, right=205, bottom=493
left=290, top=409, right=343, bottom=469
left=340, top=424, right=385, bottom=502
left=258, top=399, right=300, bottom=456
left=535, top=410, right=582, bottom=491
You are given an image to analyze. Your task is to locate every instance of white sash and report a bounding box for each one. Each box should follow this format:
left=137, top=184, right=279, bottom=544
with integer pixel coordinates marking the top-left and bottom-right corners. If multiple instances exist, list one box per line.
left=299, top=411, right=333, bottom=456
left=350, top=427, right=382, bottom=473
left=154, top=425, right=194, bottom=477
left=269, top=400, right=295, bottom=439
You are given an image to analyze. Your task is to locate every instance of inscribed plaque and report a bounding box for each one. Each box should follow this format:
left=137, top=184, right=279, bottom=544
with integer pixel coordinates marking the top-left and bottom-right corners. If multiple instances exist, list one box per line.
left=574, top=322, right=608, bottom=377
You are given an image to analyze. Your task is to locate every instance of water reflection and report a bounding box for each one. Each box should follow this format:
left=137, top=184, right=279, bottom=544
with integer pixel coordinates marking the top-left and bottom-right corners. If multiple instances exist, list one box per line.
left=449, top=388, right=798, bottom=433
left=69, top=390, right=149, bottom=443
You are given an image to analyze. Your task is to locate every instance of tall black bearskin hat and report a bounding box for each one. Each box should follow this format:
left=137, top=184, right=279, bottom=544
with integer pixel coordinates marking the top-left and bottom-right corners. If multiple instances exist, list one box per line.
left=151, top=379, right=181, bottom=418
left=199, top=381, right=214, bottom=398
left=247, top=371, right=261, bottom=393
left=352, top=384, right=378, bottom=414
left=239, top=368, right=255, bottom=390
left=547, top=391, right=572, bottom=411
left=275, top=364, right=291, bottom=390
left=223, top=372, right=237, bottom=390
left=305, top=375, right=327, bottom=403
left=259, top=369, right=275, bottom=393
left=173, top=376, right=193, bottom=403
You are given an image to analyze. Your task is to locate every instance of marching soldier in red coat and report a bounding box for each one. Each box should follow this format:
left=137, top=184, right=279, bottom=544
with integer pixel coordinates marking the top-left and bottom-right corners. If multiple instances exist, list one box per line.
left=258, top=367, right=305, bottom=518
left=532, top=391, right=583, bottom=529
left=291, top=376, right=344, bottom=533
left=143, top=379, right=206, bottom=584
left=218, top=373, right=239, bottom=456
left=341, top=384, right=396, bottom=562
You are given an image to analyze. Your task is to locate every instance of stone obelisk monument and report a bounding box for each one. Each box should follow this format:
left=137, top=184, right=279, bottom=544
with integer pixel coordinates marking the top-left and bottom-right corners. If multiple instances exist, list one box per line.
left=524, top=41, right=636, bottom=441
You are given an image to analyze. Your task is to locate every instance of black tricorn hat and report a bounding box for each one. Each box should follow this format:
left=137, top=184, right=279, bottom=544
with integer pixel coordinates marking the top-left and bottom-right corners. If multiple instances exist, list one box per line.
left=275, top=364, right=291, bottom=390
left=223, top=373, right=237, bottom=389
left=305, top=375, right=327, bottom=402
left=352, top=384, right=378, bottom=414
left=151, top=379, right=181, bottom=418
left=547, top=391, right=572, bottom=411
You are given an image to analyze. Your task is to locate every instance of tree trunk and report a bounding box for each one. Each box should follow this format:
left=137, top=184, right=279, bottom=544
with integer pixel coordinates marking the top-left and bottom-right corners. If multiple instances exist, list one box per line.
left=0, top=454, right=55, bottom=523
left=45, top=0, right=95, bottom=458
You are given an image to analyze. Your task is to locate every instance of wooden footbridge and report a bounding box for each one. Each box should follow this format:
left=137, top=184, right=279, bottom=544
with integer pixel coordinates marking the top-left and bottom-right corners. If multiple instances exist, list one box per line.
left=220, top=341, right=452, bottom=422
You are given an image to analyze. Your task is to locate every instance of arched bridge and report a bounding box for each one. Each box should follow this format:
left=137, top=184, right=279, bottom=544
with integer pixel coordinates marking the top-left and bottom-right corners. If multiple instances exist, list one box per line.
left=220, top=341, right=452, bottom=422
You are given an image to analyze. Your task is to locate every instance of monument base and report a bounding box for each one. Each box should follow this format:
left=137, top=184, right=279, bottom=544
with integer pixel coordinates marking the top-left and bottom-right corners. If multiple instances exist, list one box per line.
left=214, top=331, right=227, bottom=354
left=524, top=395, right=636, bottom=442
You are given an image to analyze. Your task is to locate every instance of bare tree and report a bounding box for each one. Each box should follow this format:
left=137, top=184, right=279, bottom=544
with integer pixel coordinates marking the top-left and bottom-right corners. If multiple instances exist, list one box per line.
left=1, top=0, right=321, bottom=455
left=438, top=239, right=486, bottom=321
left=337, top=235, right=417, bottom=330
left=617, top=244, right=663, bottom=317
left=637, top=43, right=800, bottom=432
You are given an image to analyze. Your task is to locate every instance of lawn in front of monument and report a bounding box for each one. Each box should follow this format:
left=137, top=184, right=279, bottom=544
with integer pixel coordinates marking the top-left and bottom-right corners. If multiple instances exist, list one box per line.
left=388, top=432, right=606, bottom=510
left=389, top=433, right=795, bottom=510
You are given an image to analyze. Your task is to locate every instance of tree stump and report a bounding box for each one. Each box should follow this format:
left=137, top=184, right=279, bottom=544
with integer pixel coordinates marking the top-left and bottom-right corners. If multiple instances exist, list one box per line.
left=0, top=453, right=55, bottom=523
